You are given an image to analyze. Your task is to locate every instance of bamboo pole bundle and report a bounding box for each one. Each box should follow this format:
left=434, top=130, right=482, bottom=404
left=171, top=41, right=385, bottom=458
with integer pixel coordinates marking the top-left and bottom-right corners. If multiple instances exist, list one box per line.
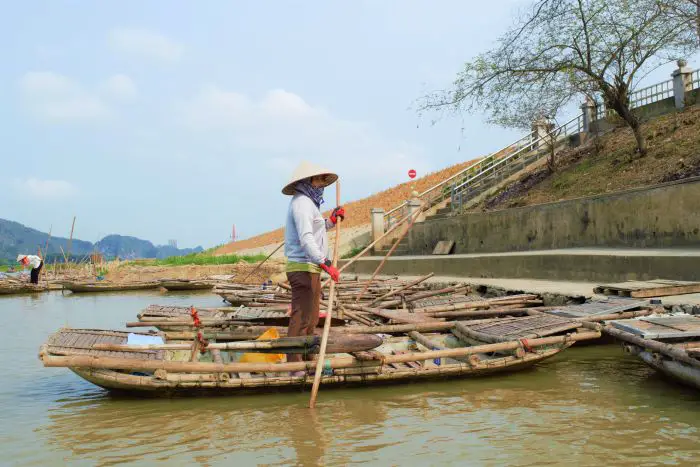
left=319, top=208, right=424, bottom=290
left=40, top=331, right=601, bottom=373
left=368, top=273, right=435, bottom=306
left=354, top=205, right=426, bottom=303
left=376, top=285, right=471, bottom=308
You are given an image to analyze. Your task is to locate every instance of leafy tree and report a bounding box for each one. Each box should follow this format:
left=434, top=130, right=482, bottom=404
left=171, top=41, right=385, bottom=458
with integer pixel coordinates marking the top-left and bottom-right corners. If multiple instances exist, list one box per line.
left=420, top=0, right=697, bottom=157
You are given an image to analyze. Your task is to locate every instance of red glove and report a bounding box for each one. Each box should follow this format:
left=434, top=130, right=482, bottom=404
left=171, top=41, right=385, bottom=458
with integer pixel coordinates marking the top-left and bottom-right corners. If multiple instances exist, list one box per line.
left=330, top=206, right=345, bottom=224
left=319, top=259, right=340, bottom=283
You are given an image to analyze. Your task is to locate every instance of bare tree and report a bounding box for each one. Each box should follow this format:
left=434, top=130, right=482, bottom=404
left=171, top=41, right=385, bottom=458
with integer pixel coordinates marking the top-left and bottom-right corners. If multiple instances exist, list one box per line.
left=420, top=0, right=696, bottom=157
left=660, top=0, right=700, bottom=44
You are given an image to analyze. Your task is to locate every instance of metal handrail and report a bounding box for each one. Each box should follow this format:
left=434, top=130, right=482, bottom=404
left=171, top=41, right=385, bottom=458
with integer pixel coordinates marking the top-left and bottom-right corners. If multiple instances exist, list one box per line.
left=452, top=115, right=581, bottom=194
left=691, top=69, right=700, bottom=89
left=383, top=132, right=533, bottom=218
left=383, top=132, right=536, bottom=227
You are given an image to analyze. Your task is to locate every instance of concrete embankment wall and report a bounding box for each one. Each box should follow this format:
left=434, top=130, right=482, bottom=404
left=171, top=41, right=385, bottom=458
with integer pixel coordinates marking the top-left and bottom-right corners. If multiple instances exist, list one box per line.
left=408, top=176, right=700, bottom=255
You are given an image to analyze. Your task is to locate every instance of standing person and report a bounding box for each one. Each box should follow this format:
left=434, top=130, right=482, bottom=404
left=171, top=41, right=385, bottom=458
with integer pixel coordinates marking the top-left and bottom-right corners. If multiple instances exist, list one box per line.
left=282, top=161, right=345, bottom=375
left=17, top=254, right=43, bottom=284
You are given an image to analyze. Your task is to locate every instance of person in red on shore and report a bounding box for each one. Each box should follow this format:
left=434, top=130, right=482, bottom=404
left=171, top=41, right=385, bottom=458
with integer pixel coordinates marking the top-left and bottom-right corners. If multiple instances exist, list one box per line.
left=282, top=161, right=345, bottom=376
left=17, top=254, right=43, bottom=284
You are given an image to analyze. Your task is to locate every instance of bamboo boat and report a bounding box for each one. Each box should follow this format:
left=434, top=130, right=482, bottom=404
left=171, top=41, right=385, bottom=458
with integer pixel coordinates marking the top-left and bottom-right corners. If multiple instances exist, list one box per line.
left=605, top=315, right=700, bottom=390
left=61, top=281, right=161, bottom=293
left=159, top=279, right=215, bottom=291
left=39, top=319, right=600, bottom=395
left=0, top=282, right=49, bottom=295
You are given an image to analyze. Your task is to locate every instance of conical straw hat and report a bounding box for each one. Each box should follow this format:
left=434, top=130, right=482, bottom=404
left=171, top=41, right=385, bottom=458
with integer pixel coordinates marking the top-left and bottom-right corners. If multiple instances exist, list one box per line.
left=282, top=160, right=338, bottom=195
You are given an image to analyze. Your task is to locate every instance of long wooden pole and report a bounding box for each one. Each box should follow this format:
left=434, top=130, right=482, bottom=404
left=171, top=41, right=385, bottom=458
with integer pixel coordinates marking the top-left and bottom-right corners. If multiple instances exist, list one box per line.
left=320, top=208, right=419, bottom=289
left=67, top=216, right=76, bottom=264
left=241, top=241, right=284, bottom=283
left=309, top=180, right=341, bottom=408
left=354, top=205, right=424, bottom=302
left=43, top=225, right=52, bottom=259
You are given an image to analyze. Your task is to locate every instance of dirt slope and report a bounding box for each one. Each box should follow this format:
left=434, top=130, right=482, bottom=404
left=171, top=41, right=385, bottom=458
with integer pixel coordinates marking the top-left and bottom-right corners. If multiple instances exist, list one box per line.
left=215, top=159, right=479, bottom=254
left=479, top=105, right=700, bottom=211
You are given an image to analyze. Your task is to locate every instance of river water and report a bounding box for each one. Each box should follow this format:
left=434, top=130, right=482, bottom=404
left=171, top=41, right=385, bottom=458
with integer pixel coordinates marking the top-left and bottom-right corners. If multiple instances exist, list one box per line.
left=1, top=291, right=699, bottom=466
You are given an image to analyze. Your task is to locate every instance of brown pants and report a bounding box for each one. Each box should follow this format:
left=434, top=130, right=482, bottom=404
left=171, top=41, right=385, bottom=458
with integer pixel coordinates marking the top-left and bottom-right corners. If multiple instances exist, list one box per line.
left=287, top=271, right=321, bottom=363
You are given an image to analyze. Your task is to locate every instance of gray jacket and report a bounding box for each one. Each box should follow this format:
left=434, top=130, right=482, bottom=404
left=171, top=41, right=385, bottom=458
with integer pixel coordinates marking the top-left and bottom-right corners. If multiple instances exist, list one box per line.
left=284, top=194, right=334, bottom=265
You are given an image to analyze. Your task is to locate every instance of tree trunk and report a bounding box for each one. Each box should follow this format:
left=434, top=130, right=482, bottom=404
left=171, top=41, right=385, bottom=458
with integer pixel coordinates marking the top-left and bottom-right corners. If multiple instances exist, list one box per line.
left=630, top=120, right=647, bottom=158
left=605, top=86, right=646, bottom=157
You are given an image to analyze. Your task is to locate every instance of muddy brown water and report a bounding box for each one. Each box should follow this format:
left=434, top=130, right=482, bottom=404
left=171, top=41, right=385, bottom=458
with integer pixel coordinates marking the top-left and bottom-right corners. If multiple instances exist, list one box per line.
left=1, top=291, right=699, bottom=466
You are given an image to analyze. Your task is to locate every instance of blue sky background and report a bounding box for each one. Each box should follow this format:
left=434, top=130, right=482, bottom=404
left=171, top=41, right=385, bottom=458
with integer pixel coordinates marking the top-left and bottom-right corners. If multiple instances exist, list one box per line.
left=2, top=1, right=697, bottom=248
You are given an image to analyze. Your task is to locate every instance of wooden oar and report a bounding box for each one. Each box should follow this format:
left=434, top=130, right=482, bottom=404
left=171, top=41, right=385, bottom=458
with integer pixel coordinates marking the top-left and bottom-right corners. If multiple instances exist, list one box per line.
left=240, top=241, right=285, bottom=283
left=309, top=180, right=341, bottom=408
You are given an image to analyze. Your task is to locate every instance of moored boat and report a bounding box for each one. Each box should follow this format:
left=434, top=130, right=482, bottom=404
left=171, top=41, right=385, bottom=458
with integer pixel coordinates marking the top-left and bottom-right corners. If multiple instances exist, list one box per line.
left=39, top=321, right=600, bottom=395
left=159, top=279, right=216, bottom=291
left=61, top=281, right=161, bottom=293
left=605, top=315, right=700, bottom=390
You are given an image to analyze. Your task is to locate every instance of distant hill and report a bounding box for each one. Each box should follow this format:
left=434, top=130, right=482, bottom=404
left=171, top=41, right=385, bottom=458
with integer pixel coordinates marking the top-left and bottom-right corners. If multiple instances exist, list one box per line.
left=96, top=234, right=203, bottom=260
left=0, top=218, right=92, bottom=264
left=0, top=219, right=203, bottom=263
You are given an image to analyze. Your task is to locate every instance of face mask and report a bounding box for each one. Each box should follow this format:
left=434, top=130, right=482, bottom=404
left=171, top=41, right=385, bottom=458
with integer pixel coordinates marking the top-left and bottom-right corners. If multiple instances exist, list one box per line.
left=295, top=179, right=324, bottom=207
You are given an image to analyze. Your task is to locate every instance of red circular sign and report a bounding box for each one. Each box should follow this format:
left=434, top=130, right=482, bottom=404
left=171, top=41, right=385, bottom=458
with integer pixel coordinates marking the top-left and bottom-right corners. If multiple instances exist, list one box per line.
left=408, top=169, right=416, bottom=179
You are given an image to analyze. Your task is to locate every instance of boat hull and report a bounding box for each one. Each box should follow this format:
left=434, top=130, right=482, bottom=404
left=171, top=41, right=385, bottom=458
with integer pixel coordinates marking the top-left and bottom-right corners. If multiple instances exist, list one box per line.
left=636, top=348, right=700, bottom=390
left=68, top=346, right=565, bottom=396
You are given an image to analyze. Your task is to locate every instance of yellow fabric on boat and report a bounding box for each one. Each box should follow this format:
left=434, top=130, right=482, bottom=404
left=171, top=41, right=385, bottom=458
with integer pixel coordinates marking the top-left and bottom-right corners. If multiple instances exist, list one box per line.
left=239, top=327, right=285, bottom=364
left=285, top=261, right=321, bottom=274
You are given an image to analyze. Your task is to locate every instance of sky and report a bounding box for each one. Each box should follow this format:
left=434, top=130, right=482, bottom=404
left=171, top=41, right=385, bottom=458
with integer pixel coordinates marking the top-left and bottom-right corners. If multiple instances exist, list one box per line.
left=1, top=1, right=696, bottom=249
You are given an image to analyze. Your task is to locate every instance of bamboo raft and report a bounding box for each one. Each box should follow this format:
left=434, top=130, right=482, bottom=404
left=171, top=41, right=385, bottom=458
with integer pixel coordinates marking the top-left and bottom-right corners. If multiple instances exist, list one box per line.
left=604, top=315, right=700, bottom=390
left=61, top=281, right=161, bottom=293
left=39, top=323, right=601, bottom=394
left=159, top=279, right=216, bottom=291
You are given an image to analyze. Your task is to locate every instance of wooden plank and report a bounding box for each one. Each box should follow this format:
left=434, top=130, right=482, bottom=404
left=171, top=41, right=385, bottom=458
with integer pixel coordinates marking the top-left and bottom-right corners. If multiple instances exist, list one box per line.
left=545, top=298, right=646, bottom=318
left=610, top=316, right=700, bottom=339
left=432, top=240, right=455, bottom=255
left=594, top=280, right=700, bottom=298
left=629, top=284, right=700, bottom=298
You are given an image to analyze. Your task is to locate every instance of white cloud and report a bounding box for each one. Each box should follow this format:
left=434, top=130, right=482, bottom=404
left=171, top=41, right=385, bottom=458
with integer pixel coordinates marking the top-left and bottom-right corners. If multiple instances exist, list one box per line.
left=14, top=178, right=78, bottom=199
left=19, top=71, right=137, bottom=121
left=179, top=86, right=429, bottom=187
left=102, top=74, right=137, bottom=99
left=109, top=28, right=183, bottom=62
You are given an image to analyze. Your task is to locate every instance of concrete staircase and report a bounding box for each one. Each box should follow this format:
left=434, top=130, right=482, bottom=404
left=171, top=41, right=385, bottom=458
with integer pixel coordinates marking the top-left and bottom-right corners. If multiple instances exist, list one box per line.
left=381, top=115, right=585, bottom=230
left=375, top=236, right=410, bottom=256
left=424, top=148, right=546, bottom=221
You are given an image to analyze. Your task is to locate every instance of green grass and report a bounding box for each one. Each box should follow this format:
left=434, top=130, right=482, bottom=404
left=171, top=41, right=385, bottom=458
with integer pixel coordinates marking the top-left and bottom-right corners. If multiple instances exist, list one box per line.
left=138, top=253, right=268, bottom=267
left=341, top=245, right=368, bottom=259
